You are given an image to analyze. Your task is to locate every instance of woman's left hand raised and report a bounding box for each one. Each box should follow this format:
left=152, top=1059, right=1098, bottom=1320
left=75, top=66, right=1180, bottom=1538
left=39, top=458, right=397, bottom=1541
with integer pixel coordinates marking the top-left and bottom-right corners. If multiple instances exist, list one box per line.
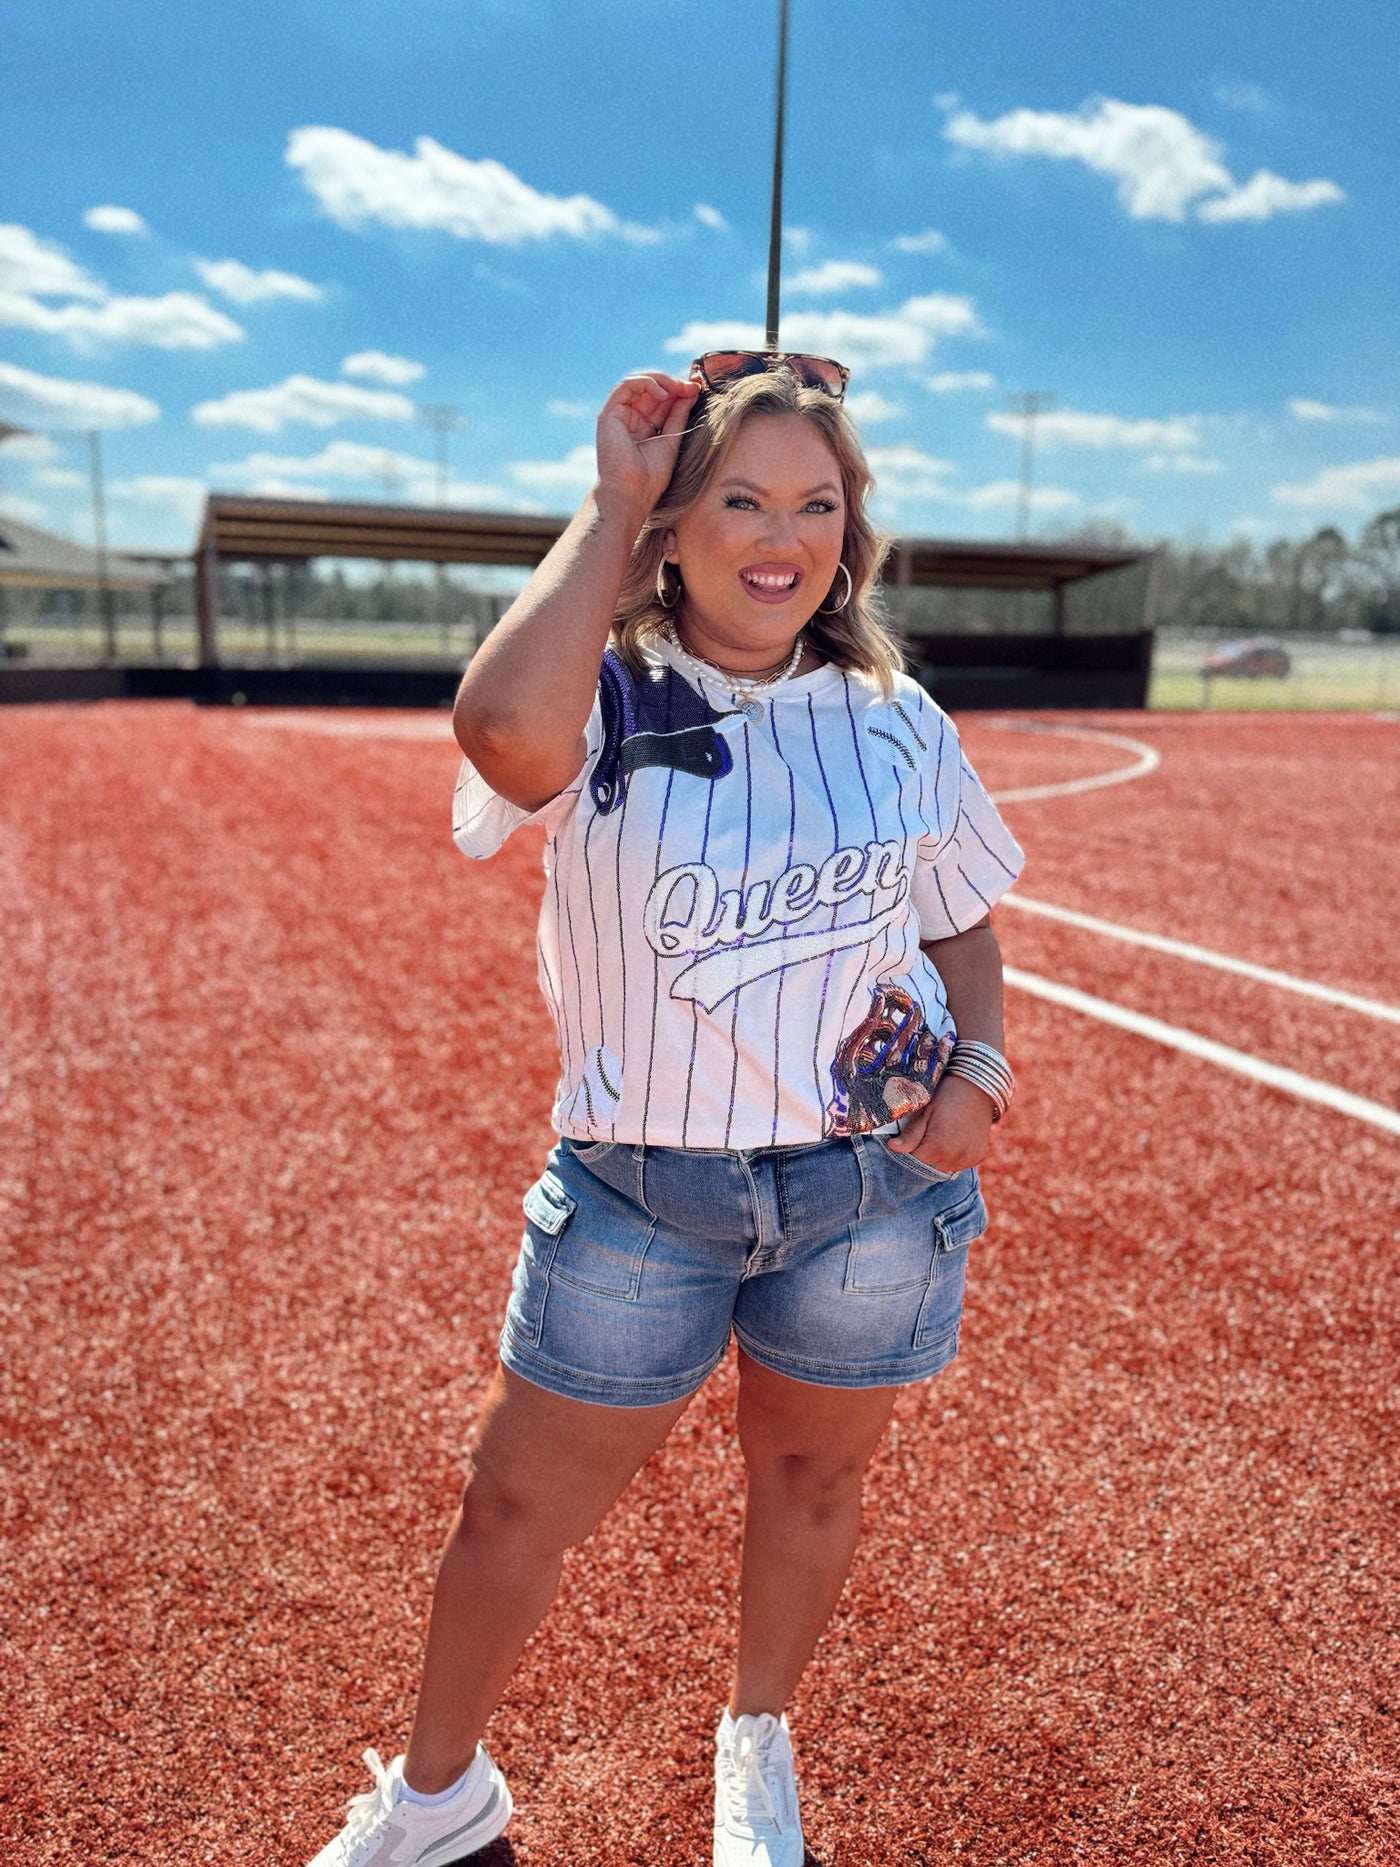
left=887, top=1074, right=994, bottom=1176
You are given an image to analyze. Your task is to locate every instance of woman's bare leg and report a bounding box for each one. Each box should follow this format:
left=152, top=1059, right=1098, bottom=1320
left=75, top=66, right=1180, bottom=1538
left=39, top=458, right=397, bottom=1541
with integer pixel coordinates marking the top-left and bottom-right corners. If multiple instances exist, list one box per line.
left=403, top=1364, right=693, bottom=1791
left=729, top=1348, right=899, bottom=1718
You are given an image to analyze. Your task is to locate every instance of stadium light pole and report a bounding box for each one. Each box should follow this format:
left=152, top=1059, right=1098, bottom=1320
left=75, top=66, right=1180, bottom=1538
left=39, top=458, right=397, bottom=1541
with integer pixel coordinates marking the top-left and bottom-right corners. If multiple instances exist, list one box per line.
left=417, top=403, right=463, bottom=650
left=417, top=403, right=462, bottom=508
left=87, top=428, right=117, bottom=664
left=0, top=421, right=34, bottom=663
left=765, top=0, right=791, bottom=349
left=1006, top=391, right=1056, bottom=541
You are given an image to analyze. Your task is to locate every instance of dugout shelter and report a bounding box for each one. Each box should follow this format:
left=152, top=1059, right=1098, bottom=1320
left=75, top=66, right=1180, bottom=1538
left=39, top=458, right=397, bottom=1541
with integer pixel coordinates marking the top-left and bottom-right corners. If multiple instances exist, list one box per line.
left=191, top=496, right=1156, bottom=710
left=0, top=495, right=1157, bottom=708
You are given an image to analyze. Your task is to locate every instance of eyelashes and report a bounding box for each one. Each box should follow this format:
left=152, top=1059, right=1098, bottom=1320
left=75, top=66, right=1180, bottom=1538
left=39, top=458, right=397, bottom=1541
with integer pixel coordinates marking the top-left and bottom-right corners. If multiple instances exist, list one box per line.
left=721, top=494, right=840, bottom=514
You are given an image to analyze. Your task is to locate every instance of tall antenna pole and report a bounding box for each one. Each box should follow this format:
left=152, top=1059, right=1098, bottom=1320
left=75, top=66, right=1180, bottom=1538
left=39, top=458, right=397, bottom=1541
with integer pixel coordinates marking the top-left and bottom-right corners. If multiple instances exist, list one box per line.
left=764, top=0, right=790, bottom=350
left=1006, top=390, right=1057, bottom=540
left=88, top=428, right=116, bottom=663
left=417, top=402, right=462, bottom=651
left=417, top=403, right=462, bottom=508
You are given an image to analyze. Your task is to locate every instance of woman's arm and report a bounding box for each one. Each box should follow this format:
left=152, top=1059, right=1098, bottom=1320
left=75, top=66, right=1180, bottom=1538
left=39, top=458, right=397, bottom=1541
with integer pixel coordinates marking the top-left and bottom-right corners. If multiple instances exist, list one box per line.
left=888, top=914, right=1007, bottom=1172
left=452, top=372, right=698, bottom=811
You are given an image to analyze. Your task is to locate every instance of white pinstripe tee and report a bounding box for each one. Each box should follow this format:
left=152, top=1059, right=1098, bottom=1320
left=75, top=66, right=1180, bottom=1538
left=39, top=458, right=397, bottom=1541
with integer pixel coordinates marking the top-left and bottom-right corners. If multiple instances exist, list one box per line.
left=453, top=640, right=1024, bottom=1149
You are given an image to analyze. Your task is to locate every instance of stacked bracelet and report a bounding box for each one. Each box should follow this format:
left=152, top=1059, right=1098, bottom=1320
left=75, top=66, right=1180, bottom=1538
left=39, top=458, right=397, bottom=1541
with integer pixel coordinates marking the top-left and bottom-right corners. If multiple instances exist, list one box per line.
left=944, top=1040, right=1015, bottom=1123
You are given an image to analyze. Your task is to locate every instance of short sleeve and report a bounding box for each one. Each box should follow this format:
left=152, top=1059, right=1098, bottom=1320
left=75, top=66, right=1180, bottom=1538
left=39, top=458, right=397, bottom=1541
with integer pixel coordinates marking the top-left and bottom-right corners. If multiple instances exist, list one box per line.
left=451, top=694, right=604, bottom=860
left=908, top=710, right=1024, bottom=937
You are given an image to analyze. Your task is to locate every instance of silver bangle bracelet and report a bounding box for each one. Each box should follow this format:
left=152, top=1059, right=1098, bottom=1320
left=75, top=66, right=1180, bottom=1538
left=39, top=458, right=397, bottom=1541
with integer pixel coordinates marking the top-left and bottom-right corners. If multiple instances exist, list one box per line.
left=945, top=1040, right=1014, bottom=1122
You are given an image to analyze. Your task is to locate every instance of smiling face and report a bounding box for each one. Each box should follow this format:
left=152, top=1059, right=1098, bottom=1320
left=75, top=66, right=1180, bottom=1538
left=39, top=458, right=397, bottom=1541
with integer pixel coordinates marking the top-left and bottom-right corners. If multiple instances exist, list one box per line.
left=663, top=413, right=846, bottom=670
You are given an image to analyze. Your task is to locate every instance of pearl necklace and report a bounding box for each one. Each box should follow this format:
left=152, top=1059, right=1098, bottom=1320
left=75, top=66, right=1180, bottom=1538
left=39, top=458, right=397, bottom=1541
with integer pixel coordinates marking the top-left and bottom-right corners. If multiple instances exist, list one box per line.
left=665, top=624, right=805, bottom=722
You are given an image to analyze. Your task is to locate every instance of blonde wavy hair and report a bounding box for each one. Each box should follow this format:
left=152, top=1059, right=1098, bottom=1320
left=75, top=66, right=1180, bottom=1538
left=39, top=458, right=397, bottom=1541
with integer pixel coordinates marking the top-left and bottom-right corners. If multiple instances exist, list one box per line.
left=612, top=370, right=900, bottom=696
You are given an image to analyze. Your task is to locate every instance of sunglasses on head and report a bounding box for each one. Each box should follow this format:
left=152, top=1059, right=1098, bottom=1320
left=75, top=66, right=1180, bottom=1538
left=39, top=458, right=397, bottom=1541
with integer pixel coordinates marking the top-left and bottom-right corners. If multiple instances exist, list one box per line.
left=688, top=350, right=850, bottom=401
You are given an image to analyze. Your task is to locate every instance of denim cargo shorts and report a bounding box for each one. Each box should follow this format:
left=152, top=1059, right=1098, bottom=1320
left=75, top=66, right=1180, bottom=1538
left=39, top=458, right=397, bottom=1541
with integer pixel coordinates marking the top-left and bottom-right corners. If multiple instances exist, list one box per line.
left=498, top=1133, right=988, bottom=1408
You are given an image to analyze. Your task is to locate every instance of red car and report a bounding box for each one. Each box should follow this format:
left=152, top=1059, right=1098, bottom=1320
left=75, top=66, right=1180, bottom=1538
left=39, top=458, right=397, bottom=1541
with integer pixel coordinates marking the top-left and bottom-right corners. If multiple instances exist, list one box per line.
left=1200, top=638, right=1292, bottom=678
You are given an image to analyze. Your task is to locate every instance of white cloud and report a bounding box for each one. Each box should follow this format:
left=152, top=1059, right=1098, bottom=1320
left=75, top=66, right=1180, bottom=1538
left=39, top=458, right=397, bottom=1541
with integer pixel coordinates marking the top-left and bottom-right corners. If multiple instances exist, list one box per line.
left=35, top=466, right=87, bottom=488
left=193, top=374, right=415, bottom=433
left=844, top=391, right=902, bottom=424
left=0, top=287, right=244, bottom=350
left=1287, top=397, right=1386, bottom=425
left=1213, top=82, right=1271, bottom=116
left=286, top=125, right=656, bottom=245
left=694, top=203, right=727, bottom=231
left=0, top=360, right=159, bottom=429
left=1141, top=451, right=1224, bottom=474
left=83, top=205, right=149, bottom=236
left=865, top=443, right=957, bottom=501
left=210, top=439, right=506, bottom=508
left=508, top=443, right=597, bottom=496
left=890, top=229, right=948, bottom=255
left=1229, top=515, right=1279, bottom=538
left=787, top=260, right=883, bottom=295
left=1196, top=170, right=1344, bottom=223
left=0, top=223, right=105, bottom=299
left=340, top=349, right=425, bottom=386
left=195, top=258, right=323, bottom=304
left=214, top=439, right=426, bottom=481
left=247, top=478, right=331, bottom=501
left=109, top=474, right=209, bottom=526
left=925, top=370, right=995, bottom=393
left=1272, top=457, right=1400, bottom=510
left=666, top=294, right=980, bottom=374
left=783, top=226, right=814, bottom=256
left=945, top=97, right=1343, bottom=224
left=985, top=406, right=1201, bottom=451
left=0, top=429, right=59, bottom=463
left=0, top=492, right=47, bottom=524
left=547, top=398, right=593, bottom=419
left=963, top=479, right=1081, bottom=512
left=0, top=222, right=242, bottom=351
left=425, top=476, right=513, bottom=508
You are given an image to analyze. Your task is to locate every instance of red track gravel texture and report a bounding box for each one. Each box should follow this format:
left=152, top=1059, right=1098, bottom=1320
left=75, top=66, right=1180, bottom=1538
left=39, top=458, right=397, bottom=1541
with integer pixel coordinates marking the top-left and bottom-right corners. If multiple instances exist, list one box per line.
left=2, top=703, right=1396, bottom=1866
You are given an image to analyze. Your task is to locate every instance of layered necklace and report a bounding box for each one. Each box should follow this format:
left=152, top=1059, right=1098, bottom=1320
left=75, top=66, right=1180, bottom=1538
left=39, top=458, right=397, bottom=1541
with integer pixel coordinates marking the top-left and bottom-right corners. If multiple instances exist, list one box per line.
left=664, top=623, right=805, bottom=722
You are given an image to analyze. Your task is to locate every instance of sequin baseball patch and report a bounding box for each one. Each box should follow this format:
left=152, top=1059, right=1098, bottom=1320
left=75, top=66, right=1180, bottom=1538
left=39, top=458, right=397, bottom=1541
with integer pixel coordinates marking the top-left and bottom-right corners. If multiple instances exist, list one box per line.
left=826, top=983, right=953, bottom=1137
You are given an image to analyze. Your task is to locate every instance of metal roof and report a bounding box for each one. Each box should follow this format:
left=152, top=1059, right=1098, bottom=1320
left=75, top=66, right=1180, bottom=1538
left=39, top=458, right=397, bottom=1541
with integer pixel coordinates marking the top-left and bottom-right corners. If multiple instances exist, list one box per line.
left=195, top=495, right=1151, bottom=589
left=197, top=496, right=564, bottom=569
left=0, top=516, right=168, bottom=590
left=886, top=536, right=1149, bottom=591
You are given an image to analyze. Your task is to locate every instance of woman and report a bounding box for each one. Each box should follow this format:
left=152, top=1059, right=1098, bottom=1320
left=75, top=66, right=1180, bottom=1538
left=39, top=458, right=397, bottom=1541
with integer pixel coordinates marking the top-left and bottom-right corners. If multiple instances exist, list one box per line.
left=307, top=354, right=1023, bottom=1867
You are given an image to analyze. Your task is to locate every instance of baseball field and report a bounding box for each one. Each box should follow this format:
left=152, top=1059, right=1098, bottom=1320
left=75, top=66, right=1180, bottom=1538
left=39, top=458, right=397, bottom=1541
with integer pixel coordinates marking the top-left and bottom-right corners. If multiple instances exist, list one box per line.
left=3, top=701, right=1396, bottom=1864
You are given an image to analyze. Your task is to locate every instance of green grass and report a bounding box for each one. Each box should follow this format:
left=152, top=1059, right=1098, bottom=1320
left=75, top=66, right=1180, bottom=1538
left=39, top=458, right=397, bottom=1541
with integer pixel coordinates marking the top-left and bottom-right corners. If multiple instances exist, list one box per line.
left=1149, top=639, right=1400, bottom=712
left=9, top=616, right=1400, bottom=712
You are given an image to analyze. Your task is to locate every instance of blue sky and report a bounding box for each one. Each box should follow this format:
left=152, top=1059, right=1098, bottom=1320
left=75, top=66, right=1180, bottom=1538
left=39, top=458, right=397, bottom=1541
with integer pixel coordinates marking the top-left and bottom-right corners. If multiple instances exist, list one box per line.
left=2, top=0, right=1397, bottom=553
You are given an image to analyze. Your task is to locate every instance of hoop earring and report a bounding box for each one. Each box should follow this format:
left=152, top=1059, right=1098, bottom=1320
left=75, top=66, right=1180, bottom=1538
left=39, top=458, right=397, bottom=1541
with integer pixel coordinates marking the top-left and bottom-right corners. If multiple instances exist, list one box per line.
left=818, top=562, right=853, bottom=614
left=655, top=560, right=680, bottom=609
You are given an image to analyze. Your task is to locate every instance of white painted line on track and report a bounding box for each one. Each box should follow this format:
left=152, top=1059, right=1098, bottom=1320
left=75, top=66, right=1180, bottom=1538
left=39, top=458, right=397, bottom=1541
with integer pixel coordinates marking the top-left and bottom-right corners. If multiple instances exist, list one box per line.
left=1003, top=894, right=1400, bottom=1027
left=1005, top=965, right=1400, bottom=1137
left=983, top=723, right=1161, bottom=803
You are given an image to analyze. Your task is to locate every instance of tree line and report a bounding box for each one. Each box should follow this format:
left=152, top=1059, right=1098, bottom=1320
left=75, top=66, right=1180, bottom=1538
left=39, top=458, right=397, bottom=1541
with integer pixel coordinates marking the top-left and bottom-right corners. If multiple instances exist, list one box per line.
left=1074, top=506, right=1400, bottom=635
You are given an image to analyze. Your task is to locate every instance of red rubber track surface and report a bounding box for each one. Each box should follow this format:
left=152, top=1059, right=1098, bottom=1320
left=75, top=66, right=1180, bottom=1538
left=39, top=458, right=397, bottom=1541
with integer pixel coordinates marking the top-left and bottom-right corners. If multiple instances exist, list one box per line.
left=2, top=704, right=1396, bottom=1865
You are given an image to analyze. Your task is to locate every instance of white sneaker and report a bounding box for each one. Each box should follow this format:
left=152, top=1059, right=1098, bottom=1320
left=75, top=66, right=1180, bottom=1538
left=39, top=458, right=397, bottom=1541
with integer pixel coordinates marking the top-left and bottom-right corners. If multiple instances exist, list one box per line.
left=713, top=1711, right=805, bottom=1867
left=306, top=1746, right=512, bottom=1866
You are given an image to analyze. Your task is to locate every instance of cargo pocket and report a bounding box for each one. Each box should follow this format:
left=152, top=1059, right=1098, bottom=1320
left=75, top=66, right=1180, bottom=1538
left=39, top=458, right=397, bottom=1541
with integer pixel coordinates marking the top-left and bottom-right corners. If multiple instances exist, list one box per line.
left=912, top=1179, right=987, bottom=1349
left=546, top=1168, right=656, bottom=1302
left=509, top=1170, right=577, bottom=1348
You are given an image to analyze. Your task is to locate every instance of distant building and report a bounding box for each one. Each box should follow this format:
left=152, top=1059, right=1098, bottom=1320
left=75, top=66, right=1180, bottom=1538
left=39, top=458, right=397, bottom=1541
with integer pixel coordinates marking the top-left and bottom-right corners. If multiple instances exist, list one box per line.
left=0, top=514, right=169, bottom=598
